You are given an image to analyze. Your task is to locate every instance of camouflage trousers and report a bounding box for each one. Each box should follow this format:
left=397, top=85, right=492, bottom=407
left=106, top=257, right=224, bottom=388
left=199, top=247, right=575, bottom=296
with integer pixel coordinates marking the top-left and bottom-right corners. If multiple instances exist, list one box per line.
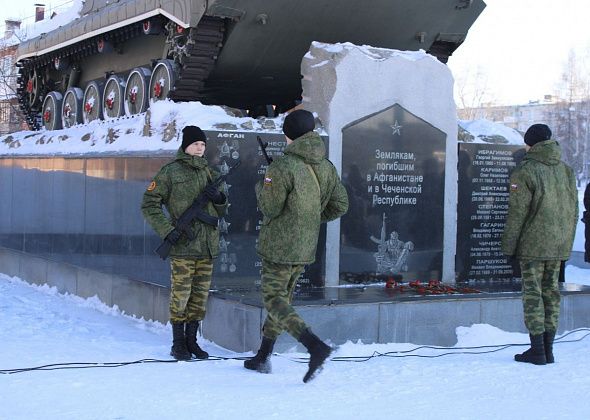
left=169, top=257, right=213, bottom=323
left=261, top=260, right=308, bottom=341
left=519, top=259, right=561, bottom=335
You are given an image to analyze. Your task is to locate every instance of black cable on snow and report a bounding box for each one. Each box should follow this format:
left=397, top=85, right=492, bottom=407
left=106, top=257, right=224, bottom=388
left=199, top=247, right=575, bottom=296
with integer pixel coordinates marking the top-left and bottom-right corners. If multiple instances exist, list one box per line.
left=1, top=328, right=588, bottom=374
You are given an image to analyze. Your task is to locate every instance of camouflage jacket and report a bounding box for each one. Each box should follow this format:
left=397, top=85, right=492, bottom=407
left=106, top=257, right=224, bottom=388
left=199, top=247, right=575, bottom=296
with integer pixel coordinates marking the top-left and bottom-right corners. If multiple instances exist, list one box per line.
left=256, top=131, right=349, bottom=264
left=501, top=140, right=578, bottom=260
left=141, top=148, right=228, bottom=258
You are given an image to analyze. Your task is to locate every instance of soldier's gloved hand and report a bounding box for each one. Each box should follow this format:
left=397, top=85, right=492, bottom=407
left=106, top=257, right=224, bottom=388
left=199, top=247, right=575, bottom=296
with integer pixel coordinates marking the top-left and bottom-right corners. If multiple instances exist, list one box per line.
left=165, top=230, right=182, bottom=244
left=203, top=184, right=225, bottom=204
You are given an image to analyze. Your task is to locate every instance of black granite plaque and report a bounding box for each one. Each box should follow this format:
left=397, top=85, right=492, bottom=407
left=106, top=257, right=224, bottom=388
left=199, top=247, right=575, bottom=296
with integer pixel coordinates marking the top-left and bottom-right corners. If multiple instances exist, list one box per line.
left=340, top=104, right=446, bottom=283
left=456, top=143, right=525, bottom=282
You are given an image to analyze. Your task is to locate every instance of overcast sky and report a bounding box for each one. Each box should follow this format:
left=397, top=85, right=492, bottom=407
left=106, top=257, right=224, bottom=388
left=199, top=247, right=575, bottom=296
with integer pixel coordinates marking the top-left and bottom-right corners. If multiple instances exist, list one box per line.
left=447, top=0, right=590, bottom=106
left=2, top=0, right=589, bottom=107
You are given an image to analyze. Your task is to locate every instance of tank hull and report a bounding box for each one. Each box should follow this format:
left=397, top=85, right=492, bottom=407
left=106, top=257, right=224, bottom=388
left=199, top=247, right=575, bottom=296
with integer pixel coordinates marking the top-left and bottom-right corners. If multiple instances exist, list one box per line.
left=15, top=0, right=486, bottom=129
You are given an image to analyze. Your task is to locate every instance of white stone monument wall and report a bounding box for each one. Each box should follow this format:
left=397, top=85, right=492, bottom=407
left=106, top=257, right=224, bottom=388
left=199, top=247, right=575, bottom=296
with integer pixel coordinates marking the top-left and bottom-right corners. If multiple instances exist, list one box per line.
left=301, top=42, right=458, bottom=284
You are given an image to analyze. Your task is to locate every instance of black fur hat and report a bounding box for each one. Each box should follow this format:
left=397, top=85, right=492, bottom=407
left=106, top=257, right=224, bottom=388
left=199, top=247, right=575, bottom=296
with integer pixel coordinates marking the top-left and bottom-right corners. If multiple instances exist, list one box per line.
left=282, top=110, right=315, bottom=140
left=182, top=125, right=207, bottom=151
left=524, top=124, right=552, bottom=147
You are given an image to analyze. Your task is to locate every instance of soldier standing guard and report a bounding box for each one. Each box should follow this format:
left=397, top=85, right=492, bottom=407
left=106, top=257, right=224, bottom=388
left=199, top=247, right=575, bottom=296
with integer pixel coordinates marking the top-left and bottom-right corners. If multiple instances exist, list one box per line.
left=141, top=126, right=228, bottom=360
left=243, top=110, right=349, bottom=382
left=501, top=124, right=578, bottom=365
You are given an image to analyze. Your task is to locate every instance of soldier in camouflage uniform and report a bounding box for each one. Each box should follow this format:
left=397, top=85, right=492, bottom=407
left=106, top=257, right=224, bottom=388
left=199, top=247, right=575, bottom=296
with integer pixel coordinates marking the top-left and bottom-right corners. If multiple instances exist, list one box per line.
left=141, top=126, right=228, bottom=361
left=501, top=124, right=578, bottom=365
left=243, top=109, right=349, bottom=383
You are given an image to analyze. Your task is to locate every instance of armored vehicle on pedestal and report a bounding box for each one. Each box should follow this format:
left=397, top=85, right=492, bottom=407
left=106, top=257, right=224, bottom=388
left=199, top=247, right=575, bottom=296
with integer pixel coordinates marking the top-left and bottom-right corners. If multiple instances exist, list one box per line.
left=15, top=0, right=485, bottom=130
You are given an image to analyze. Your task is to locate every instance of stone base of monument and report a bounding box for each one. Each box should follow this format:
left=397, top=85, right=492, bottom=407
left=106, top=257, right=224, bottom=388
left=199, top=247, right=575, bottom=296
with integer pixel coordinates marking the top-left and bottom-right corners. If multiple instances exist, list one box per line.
left=3, top=246, right=589, bottom=353
left=202, top=281, right=590, bottom=353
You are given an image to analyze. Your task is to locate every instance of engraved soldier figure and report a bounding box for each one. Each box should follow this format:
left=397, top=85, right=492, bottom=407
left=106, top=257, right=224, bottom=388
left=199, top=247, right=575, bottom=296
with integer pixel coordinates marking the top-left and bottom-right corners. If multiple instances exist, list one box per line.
left=393, top=240, right=414, bottom=273
left=243, top=110, right=349, bottom=382
left=141, top=126, right=228, bottom=360
left=386, top=232, right=404, bottom=264
left=371, top=214, right=390, bottom=273
left=371, top=213, right=413, bottom=274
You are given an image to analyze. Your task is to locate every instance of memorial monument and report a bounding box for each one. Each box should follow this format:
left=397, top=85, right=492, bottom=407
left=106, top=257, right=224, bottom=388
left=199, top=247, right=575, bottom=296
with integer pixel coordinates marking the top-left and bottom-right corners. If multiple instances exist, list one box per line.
left=3, top=42, right=589, bottom=351
left=302, top=42, right=458, bottom=284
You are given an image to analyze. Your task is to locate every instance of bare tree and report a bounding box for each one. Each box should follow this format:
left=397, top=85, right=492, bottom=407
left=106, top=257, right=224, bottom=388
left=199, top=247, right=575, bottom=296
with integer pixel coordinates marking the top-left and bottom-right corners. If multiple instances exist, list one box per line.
left=0, top=30, right=28, bottom=134
left=454, top=66, right=496, bottom=120
left=548, top=49, right=590, bottom=182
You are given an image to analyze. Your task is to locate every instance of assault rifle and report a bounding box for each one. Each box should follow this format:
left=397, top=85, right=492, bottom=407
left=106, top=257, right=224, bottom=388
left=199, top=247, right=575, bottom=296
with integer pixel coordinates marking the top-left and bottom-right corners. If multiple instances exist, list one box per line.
left=155, top=160, right=241, bottom=259
left=257, top=135, right=273, bottom=164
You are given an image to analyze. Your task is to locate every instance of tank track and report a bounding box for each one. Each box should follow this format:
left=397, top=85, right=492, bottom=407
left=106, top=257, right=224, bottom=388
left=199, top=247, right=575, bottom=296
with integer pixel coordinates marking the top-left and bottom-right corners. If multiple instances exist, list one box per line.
left=15, top=61, right=39, bottom=129
left=15, top=16, right=225, bottom=130
left=168, top=17, right=225, bottom=102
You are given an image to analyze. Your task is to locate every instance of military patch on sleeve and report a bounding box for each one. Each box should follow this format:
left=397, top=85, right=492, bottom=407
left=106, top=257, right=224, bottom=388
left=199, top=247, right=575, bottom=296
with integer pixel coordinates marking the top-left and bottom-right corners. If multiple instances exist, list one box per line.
left=147, top=181, right=157, bottom=191
left=510, top=183, right=518, bottom=192
left=263, top=177, right=272, bottom=186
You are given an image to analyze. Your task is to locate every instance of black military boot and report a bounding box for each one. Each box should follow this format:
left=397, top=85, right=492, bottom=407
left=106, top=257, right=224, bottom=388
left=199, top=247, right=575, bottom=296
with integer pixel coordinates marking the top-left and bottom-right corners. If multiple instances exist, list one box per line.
left=170, top=322, right=191, bottom=361
left=514, top=334, right=547, bottom=365
left=185, top=321, right=209, bottom=359
left=244, top=336, right=275, bottom=373
left=544, top=330, right=556, bottom=364
left=299, top=329, right=333, bottom=383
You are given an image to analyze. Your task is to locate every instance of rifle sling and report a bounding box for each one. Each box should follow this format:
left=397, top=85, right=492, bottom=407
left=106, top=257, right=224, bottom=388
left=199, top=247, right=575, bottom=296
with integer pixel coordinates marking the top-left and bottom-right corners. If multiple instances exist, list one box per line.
left=306, top=164, right=331, bottom=210
left=305, top=164, right=321, bottom=194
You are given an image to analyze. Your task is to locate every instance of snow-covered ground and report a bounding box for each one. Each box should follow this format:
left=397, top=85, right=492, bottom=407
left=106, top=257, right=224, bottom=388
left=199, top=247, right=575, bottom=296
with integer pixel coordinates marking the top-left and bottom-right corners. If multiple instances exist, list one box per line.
left=1, top=272, right=590, bottom=420
left=566, top=265, right=590, bottom=284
